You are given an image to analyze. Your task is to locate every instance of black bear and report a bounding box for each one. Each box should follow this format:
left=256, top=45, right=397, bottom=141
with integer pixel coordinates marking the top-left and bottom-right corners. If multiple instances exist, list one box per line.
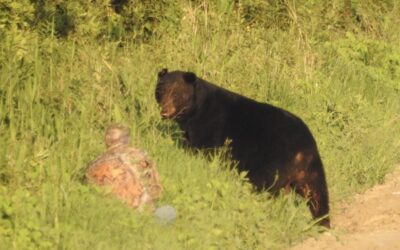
left=155, top=69, right=330, bottom=227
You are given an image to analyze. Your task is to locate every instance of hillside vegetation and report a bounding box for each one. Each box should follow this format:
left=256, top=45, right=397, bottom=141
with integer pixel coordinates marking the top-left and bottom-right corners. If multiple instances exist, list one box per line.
left=1, top=0, right=399, bottom=249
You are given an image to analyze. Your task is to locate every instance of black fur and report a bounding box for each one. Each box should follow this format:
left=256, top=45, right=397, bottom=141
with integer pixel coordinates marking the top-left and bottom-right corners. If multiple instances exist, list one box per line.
left=155, top=69, right=330, bottom=227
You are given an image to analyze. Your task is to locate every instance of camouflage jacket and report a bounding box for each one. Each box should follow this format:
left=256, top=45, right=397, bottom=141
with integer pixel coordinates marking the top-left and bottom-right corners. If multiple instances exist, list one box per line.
left=86, top=144, right=162, bottom=211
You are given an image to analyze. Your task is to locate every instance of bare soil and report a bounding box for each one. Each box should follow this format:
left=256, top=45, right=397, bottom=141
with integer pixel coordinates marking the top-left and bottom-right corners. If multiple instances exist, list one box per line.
left=292, top=166, right=400, bottom=250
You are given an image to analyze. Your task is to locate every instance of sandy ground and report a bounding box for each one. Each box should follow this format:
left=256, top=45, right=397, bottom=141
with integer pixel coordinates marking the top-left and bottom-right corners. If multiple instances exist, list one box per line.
left=292, top=166, right=400, bottom=250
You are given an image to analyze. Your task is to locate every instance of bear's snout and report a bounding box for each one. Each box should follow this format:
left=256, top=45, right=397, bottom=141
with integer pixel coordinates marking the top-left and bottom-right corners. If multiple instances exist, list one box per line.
left=160, top=108, right=176, bottom=119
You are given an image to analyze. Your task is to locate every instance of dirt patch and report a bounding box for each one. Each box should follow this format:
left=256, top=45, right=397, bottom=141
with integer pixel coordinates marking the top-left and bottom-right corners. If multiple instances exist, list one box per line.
left=292, top=166, right=400, bottom=250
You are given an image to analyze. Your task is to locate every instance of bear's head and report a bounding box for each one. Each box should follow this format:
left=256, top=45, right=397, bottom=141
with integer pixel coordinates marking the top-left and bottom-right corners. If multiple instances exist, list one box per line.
left=155, top=69, right=197, bottom=120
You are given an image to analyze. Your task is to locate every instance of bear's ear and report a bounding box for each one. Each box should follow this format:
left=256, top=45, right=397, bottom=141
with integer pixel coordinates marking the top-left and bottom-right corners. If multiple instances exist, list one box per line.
left=183, top=72, right=197, bottom=84
left=158, top=68, right=168, bottom=78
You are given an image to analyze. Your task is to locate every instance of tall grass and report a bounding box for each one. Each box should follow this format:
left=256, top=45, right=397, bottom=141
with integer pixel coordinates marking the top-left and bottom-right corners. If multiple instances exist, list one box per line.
left=1, top=1, right=399, bottom=249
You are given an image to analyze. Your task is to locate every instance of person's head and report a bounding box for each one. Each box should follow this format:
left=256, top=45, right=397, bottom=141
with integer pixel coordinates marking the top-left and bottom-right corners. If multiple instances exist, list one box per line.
left=105, top=123, right=130, bottom=148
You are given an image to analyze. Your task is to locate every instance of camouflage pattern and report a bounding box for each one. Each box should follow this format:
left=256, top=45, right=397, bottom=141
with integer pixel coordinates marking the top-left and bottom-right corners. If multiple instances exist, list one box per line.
left=86, top=124, right=162, bottom=211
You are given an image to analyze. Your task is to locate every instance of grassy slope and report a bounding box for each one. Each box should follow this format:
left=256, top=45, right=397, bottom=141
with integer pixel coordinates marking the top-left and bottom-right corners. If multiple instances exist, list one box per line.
left=1, top=1, right=400, bottom=249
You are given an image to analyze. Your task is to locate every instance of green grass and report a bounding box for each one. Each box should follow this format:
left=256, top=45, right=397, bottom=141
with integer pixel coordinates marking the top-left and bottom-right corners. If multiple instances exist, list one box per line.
left=1, top=1, right=400, bottom=249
